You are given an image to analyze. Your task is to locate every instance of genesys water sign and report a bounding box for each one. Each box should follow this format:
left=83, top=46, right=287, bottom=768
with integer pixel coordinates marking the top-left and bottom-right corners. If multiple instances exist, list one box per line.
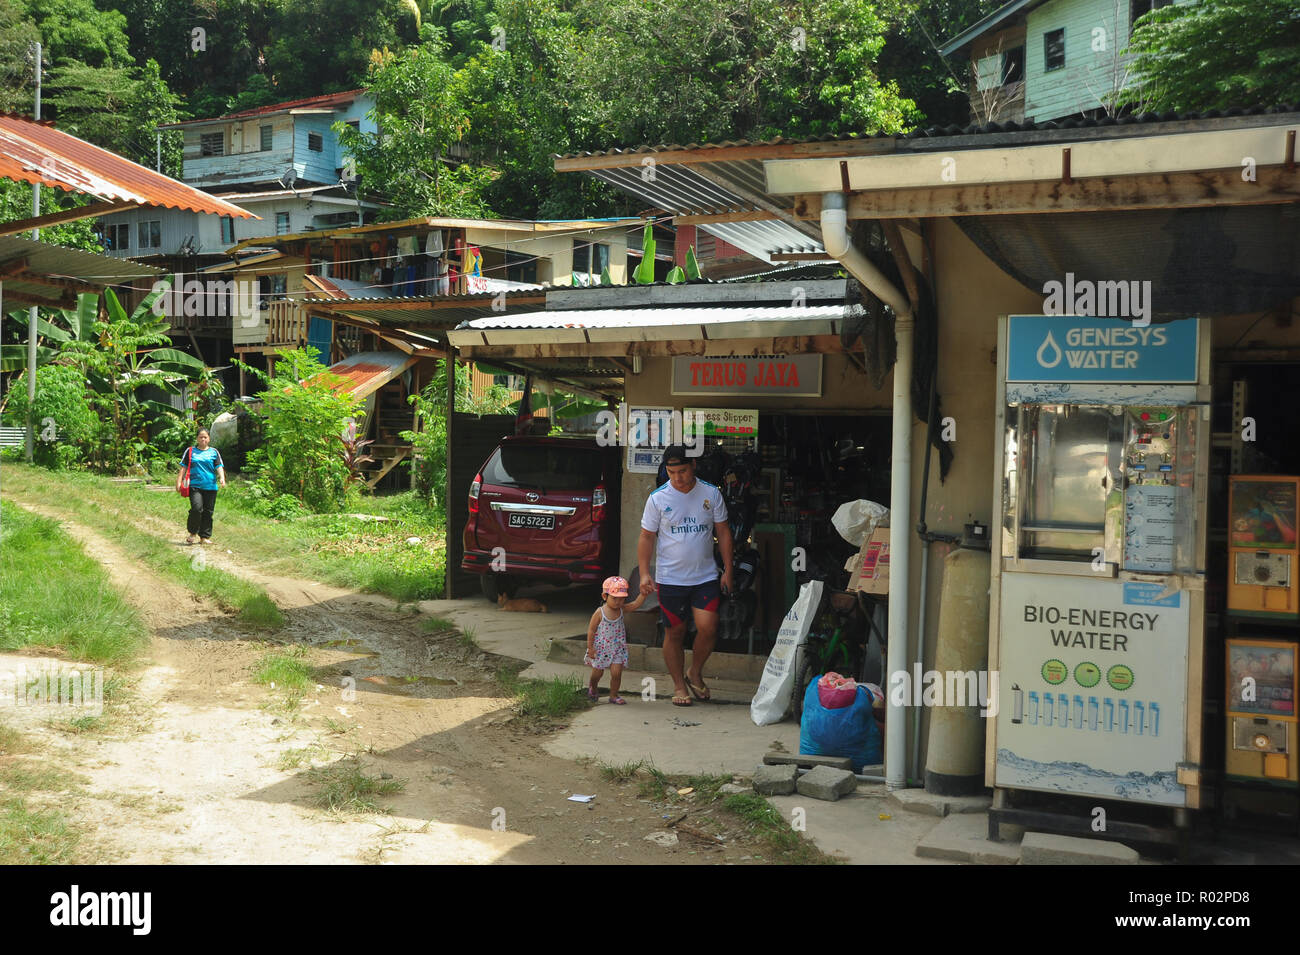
left=1007, top=316, right=1198, bottom=384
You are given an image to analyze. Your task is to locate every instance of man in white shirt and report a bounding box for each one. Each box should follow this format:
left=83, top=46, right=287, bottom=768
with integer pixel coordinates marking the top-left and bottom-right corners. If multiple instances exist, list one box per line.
left=638, top=445, right=734, bottom=706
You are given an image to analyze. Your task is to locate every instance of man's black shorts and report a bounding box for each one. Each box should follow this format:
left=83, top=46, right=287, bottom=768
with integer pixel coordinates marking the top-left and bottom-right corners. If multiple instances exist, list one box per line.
left=657, top=579, right=721, bottom=630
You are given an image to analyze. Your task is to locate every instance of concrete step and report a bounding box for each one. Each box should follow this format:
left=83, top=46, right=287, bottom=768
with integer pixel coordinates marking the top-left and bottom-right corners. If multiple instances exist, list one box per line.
left=890, top=788, right=993, bottom=817
left=915, top=812, right=1022, bottom=865
left=1020, top=831, right=1140, bottom=865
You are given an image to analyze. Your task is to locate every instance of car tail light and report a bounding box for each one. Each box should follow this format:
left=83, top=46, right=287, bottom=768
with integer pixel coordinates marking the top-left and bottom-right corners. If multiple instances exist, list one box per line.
left=468, top=472, right=482, bottom=514
left=592, top=483, right=607, bottom=523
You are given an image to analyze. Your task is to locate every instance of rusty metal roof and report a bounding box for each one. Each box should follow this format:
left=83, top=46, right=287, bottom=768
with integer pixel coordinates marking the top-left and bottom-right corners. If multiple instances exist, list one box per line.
left=161, top=90, right=368, bottom=128
left=0, top=235, right=162, bottom=310
left=0, top=115, right=256, bottom=218
left=325, top=350, right=419, bottom=400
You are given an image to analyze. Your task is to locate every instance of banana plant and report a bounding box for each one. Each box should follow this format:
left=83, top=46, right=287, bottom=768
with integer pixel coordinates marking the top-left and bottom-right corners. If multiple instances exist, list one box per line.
left=0, top=292, right=97, bottom=373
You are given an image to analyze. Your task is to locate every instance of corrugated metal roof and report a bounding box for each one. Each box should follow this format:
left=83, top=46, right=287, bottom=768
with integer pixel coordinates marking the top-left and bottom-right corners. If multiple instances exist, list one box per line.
left=161, top=90, right=367, bottom=128
left=556, top=107, right=1300, bottom=157
left=0, top=235, right=162, bottom=309
left=0, top=115, right=256, bottom=219
left=449, top=303, right=863, bottom=347
left=584, top=162, right=823, bottom=263
left=325, top=350, right=418, bottom=400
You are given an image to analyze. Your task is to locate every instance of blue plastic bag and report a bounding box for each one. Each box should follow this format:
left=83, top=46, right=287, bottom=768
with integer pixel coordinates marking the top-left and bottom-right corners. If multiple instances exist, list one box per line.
left=799, top=681, right=882, bottom=772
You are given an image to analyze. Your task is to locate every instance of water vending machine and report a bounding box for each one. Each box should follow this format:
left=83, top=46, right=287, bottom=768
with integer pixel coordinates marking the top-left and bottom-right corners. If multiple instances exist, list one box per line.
left=989, top=315, right=1209, bottom=814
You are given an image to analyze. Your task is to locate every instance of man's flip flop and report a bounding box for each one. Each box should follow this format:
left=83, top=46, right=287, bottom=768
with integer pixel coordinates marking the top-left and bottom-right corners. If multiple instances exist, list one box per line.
left=685, top=676, right=711, bottom=702
left=609, top=696, right=627, bottom=705
left=671, top=694, right=692, bottom=706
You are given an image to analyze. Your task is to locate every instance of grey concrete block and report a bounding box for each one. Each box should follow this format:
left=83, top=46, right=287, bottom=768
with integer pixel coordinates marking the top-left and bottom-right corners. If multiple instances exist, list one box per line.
left=796, top=765, right=858, bottom=801
left=1020, top=831, right=1140, bottom=865
left=915, top=812, right=1022, bottom=865
left=890, top=788, right=993, bottom=817
left=753, top=763, right=798, bottom=796
left=763, top=752, right=853, bottom=770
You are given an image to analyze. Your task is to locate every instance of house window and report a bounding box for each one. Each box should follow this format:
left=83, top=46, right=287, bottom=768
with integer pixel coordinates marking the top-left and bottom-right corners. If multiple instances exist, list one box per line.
left=1130, top=0, right=1172, bottom=25
left=307, top=132, right=323, bottom=152
left=137, top=220, right=161, bottom=250
left=260, top=125, right=273, bottom=151
left=220, top=216, right=235, bottom=244
left=572, top=240, right=610, bottom=284
left=1044, top=28, right=1065, bottom=72
left=105, top=223, right=129, bottom=251
left=1002, top=45, right=1025, bottom=85
left=257, top=273, right=288, bottom=310
left=504, top=250, right=537, bottom=284
left=275, top=212, right=291, bottom=234
left=200, top=132, right=224, bottom=156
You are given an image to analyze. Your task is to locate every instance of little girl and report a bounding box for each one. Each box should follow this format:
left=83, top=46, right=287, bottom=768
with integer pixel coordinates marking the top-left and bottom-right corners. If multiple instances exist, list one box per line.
left=585, top=576, right=646, bottom=705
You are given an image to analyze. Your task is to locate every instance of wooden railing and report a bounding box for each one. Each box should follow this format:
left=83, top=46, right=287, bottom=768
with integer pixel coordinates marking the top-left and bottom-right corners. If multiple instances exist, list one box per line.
left=265, top=299, right=308, bottom=347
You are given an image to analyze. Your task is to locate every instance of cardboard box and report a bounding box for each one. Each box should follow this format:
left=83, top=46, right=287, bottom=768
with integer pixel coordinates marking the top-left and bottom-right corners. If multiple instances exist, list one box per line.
left=844, top=527, right=889, bottom=595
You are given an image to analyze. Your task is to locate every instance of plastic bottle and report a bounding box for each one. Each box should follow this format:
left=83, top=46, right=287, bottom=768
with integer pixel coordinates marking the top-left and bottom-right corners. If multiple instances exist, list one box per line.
left=1028, top=691, right=1039, bottom=725
left=1073, top=695, right=1084, bottom=729
left=1134, top=700, right=1145, bottom=736
left=1088, top=696, right=1099, bottom=731
left=1150, top=702, right=1160, bottom=737
left=1104, top=697, right=1114, bottom=732
left=1119, top=699, right=1130, bottom=734
left=1057, top=693, right=1069, bottom=728
left=1044, top=692, right=1054, bottom=726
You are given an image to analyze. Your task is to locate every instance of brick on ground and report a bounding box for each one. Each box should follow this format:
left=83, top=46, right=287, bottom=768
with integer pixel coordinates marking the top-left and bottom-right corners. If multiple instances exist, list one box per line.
left=796, top=765, right=857, bottom=801
left=753, top=763, right=798, bottom=796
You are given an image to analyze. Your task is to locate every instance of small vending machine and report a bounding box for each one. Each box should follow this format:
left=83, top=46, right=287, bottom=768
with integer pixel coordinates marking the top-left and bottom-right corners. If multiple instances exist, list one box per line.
left=988, top=315, right=1209, bottom=818
left=1225, top=638, right=1298, bottom=783
left=1227, top=476, right=1300, bottom=620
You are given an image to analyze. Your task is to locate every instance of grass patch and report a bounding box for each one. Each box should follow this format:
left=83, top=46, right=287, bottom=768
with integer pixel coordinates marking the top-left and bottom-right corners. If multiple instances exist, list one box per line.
left=252, top=645, right=313, bottom=692
left=498, top=672, right=591, bottom=720
left=0, top=760, right=88, bottom=794
left=62, top=715, right=103, bottom=734
left=638, top=765, right=673, bottom=801
left=422, top=615, right=456, bottom=632
left=722, top=793, right=834, bottom=864
left=0, top=724, right=26, bottom=756
left=0, top=798, right=80, bottom=864
left=277, top=744, right=328, bottom=771
left=598, top=759, right=646, bottom=784
left=459, top=626, right=479, bottom=650
left=0, top=502, right=148, bottom=666
left=3, top=467, right=446, bottom=603
left=307, top=756, right=406, bottom=813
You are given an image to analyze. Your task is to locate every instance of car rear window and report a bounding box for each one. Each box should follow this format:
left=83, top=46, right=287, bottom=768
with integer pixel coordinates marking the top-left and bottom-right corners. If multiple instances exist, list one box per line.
left=483, top=445, right=605, bottom=490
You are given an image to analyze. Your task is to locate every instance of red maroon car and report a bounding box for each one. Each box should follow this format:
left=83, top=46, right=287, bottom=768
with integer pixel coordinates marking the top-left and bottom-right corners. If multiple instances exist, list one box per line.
left=462, top=436, right=621, bottom=601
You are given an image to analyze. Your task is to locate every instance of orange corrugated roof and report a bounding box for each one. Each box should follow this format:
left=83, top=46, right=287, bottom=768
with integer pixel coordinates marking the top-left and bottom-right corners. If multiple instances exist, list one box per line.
left=0, top=114, right=256, bottom=218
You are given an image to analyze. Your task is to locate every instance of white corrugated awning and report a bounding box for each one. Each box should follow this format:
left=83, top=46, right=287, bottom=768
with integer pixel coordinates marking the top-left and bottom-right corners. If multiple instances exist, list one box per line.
left=448, top=303, right=863, bottom=347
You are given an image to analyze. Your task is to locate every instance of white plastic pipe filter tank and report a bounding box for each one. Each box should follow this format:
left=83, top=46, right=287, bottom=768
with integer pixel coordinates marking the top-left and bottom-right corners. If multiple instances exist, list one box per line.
left=1012, top=684, right=1024, bottom=723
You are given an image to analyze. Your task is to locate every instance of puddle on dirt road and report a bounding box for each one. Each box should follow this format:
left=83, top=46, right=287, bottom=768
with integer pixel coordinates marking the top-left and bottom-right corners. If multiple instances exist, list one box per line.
left=319, top=639, right=380, bottom=655
left=360, top=674, right=460, bottom=688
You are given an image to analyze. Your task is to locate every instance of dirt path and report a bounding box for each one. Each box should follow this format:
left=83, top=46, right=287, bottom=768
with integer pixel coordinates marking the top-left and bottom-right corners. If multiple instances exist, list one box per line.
left=5, top=497, right=758, bottom=864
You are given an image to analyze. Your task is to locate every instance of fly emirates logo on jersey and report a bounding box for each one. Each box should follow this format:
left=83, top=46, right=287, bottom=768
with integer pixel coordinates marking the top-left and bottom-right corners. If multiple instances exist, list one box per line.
left=670, top=516, right=711, bottom=536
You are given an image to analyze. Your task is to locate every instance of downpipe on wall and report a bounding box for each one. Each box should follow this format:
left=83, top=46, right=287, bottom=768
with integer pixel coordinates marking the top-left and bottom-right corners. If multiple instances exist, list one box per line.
left=820, top=193, right=915, bottom=790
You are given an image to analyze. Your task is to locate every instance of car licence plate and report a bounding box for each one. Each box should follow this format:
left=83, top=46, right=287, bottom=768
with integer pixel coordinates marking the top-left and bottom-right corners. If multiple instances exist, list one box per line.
left=507, top=512, right=556, bottom=530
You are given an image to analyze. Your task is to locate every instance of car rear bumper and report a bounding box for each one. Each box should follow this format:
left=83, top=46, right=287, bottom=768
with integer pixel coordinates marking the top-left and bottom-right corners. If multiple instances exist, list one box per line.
left=461, top=548, right=608, bottom=584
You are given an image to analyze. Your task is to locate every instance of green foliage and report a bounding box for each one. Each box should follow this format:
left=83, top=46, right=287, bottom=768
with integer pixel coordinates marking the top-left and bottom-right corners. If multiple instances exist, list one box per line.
left=336, top=31, right=497, bottom=219
left=47, top=56, right=183, bottom=168
left=238, top=348, right=365, bottom=513
left=0, top=501, right=148, bottom=666
left=58, top=284, right=206, bottom=473
left=0, top=181, right=100, bottom=251
left=632, top=221, right=656, bottom=285
left=401, top=358, right=511, bottom=503
left=1122, top=0, right=1300, bottom=112
left=0, top=363, right=100, bottom=468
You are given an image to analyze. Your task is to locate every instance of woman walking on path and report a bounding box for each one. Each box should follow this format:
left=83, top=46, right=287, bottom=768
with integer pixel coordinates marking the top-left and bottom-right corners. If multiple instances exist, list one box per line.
left=177, top=428, right=226, bottom=545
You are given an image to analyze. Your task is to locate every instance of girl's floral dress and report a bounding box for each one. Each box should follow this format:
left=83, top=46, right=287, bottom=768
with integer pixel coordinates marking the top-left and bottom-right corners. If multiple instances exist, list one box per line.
left=585, top=606, right=629, bottom=668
